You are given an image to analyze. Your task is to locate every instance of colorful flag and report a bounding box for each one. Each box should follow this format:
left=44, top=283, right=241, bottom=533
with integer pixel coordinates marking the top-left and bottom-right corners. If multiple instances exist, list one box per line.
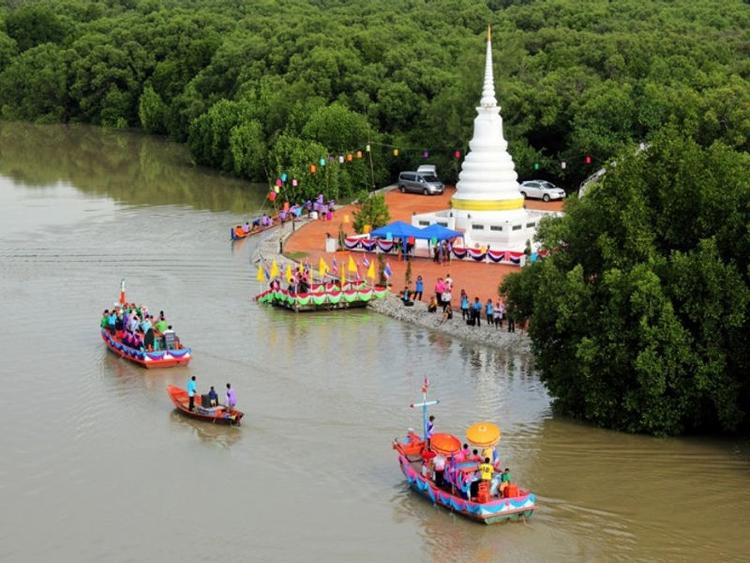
left=421, top=377, right=430, bottom=393
left=384, top=261, right=393, bottom=279
left=270, top=259, right=280, bottom=279
left=366, top=260, right=376, bottom=280
left=256, top=264, right=266, bottom=282
left=319, top=257, right=329, bottom=277
left=285, top=263, right=293, bottom=283
left=362, top=256, right=370, bottom=268
left=347, top=255, right=357, bottom=273
left=340, top=264, right=346, bottom=285
left=331, top=257, right=338, bottom=274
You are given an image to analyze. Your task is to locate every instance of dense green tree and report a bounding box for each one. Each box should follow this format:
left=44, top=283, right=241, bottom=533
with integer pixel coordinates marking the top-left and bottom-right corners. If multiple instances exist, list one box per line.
left=352, top=190, right=390, bottom=233
left=4, top=4, right=69, bottom=52
left=269, top=133, right=339, bottom=202
left=229, top=120, right=267, bottom=179
left=0, top=43, right=69, bottom=121
left=138, top=84, right=168, bottom=134
left=502, top=128, right=750, bottom=435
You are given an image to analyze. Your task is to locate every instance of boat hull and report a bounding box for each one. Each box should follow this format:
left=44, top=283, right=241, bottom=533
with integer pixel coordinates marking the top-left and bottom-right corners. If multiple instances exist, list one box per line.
left=101, top=330, right=192, bottom=369
left=167, top=385, right=243, bottom=425
left=255, top=286, right=387, bottom=313
left=396, top=453, right=536, bottom=524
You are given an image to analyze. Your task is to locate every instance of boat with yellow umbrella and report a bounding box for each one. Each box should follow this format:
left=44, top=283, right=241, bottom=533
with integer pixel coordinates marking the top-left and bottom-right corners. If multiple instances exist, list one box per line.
left=392, top=378, right=536, bottom=524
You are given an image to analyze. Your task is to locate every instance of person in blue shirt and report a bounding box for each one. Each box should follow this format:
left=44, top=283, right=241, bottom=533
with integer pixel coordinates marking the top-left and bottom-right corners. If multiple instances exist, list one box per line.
left=187, top=375, right=197, bottom=411
left=207, top=386, right=219, bottom=407
left=485, top=299, right=494, bottom=325
left=472, top=297, right=482, bottom=326
left=460, top=290, right=470, bottom=320
left=414, top=275, right=424, bottom=301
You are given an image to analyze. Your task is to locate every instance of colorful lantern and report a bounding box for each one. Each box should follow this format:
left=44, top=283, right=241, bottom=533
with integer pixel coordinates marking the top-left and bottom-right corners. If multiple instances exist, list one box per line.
left=319, top=158, right=326, bottom=167
left=274, top=185, right=280, bottom=194
left=393, top=148, right=399, bottom=156
left=267, top=191, right=277, bottom=202
left=561, top=161, right=567, bottom=169
left=584, top=155, right=592, bottom=165
left=423, top=149, right=429, bottom=159
left=280, top=172, right=288, bottom=182
left=275, top=178, right=282, bottom=187
left=346, top=153, right=353, bottom=162
left=338, top=155, right=344, bottom=164
left=365, top=144, right=371, bottom=152
left=454, top=150, right=462, bottom=159
left=533, top=162, right=540, bottom=171
left=356, top=150, right=363, bottom=159
left=292, top=179, right=298, bottom=187
left=309, top=164, right=317, bottom=174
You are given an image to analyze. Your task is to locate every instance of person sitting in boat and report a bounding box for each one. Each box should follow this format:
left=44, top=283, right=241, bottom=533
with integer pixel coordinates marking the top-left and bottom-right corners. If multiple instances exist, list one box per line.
left=243, top=221, right=250, bottom=234
left=101, top=309, right=110, bottom=331
left=500, top=467, right=512, bottom=496
left=208, top=386, right=219, bottom=407
left=420, top=449, right=435, bottom=478
left=433, top=453, right=447, bottom=488
left=261, top=214, right=272, bottom=227
left=269, top=278, right=281, bottom=291
left=252, top=217, right=262, bottom=229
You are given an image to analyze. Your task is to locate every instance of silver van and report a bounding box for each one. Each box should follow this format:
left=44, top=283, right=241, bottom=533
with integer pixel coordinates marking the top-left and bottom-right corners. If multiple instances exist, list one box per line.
left=398, top=171, right=444, bottom=195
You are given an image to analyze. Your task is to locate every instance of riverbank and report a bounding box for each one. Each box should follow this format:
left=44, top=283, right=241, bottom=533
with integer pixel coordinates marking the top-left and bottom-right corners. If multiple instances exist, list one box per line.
left=253, top=220, right=531, bottom=353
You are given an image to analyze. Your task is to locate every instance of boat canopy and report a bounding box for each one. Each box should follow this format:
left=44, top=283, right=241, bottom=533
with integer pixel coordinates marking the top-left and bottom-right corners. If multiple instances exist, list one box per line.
left=466, top=422, right=501, bottom=447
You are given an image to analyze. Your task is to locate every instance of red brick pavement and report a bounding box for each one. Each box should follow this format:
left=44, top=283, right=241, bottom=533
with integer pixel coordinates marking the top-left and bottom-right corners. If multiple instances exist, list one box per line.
left=283, top=187, right=564, bottom=306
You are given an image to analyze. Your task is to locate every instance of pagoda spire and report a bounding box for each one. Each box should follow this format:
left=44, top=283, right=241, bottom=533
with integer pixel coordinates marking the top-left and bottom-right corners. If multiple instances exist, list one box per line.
left=480, top=25, right=497, bottom=108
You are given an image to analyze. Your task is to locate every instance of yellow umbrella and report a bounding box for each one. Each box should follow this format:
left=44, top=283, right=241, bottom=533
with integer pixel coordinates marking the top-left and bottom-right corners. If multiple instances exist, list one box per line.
left=466, top=421, right=501, bottom=448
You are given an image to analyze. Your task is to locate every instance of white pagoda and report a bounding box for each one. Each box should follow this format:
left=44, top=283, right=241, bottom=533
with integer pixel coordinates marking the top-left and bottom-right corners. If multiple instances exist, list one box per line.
left=411, top=27, right=553, bottom=250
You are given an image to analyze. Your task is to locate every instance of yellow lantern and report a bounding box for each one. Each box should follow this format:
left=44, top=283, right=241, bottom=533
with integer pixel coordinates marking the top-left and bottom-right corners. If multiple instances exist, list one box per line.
left=393, top=148, right=399, bottom=156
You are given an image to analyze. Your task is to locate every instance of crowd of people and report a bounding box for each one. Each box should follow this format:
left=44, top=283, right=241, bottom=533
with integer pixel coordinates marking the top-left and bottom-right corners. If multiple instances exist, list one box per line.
left=100, top=304, right=182, bottom=352
left=237, top=194, right=337, bottom=237
left=401, top=272, right=517, bottom=331
left=185, top=375, right=238, bottom=412
left=419, top=418, right=515, bottom=502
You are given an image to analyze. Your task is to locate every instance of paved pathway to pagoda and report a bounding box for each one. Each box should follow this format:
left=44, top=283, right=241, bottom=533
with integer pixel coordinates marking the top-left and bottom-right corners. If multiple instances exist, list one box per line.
left=282, top=186, right=564, bottom=309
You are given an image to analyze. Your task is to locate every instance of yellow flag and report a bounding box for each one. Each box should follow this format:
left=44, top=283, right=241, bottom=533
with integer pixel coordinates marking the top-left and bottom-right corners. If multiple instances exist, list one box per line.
left=366, top=260, right=376, bottom=280
left=285, top=264, right=293, bottom=283
left=340, top=265, right=346, bottom=285
left=298, top=262, right=304, bottom=273
left=347, top=255, right=357, bottom=273
left=256, top=264, right=266, bottom=282
left=270, top=259, right=279, bottom=279
left=319, top=257, right=329, bottom=276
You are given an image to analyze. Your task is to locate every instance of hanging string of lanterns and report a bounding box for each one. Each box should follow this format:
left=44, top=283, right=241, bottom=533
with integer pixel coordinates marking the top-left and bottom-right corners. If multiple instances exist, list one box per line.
left=268, top=141, right=595, bottom=200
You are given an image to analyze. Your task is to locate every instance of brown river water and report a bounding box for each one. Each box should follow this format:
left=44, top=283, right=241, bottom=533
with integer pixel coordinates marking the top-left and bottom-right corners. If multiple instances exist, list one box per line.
left=0, top=122, right=748, bottom=562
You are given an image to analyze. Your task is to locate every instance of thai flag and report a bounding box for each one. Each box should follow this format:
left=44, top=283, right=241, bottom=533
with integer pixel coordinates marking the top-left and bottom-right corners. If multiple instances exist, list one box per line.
left=263, top=264, right=271, bottom=279
left=331, top=257, right=338, bottom=274
left=362, top=256, right=370, bottom=267
left=384, top=262, right=393, bottom=279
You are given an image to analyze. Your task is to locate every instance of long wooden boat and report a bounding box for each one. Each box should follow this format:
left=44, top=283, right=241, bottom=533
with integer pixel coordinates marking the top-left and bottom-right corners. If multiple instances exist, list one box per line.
left=393, top=435, right=536, bottom=524
left=167, top=385, right=243, bottom=425
left=230, top=215, right=286, bottom=240
left=393, top=383, right=536, bottom=524
left=102, top=329, right=192, bottom=368
left=255, top=284, right=388, bottom=312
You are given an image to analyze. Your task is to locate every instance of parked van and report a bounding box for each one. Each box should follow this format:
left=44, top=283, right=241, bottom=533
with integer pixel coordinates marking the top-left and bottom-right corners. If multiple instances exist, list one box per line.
left=398, top=171, right=444, bottom=195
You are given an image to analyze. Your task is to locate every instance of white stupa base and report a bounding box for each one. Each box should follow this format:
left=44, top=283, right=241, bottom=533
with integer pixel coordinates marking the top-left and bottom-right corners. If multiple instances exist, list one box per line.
left=411, top=207, right=558, bottom=251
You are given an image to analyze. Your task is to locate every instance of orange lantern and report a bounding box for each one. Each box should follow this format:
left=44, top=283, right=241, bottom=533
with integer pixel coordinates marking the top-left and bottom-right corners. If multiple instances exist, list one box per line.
left=346, top=153, right=353, bottom=162
left=309, top=164, right=317, bottom=173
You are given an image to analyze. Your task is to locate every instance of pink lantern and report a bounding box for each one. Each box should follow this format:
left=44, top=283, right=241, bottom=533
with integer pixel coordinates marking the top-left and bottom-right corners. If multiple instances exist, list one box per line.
left=292, top=179, right=298, bottom=187
left=454, top=150, right=461, bottom=159
left=275, top=178, right=282, bottom=187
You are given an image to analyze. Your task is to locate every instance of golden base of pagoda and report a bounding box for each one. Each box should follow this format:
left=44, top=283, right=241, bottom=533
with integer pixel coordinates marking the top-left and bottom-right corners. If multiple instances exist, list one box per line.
left=450, top=197, right=524, bottom=211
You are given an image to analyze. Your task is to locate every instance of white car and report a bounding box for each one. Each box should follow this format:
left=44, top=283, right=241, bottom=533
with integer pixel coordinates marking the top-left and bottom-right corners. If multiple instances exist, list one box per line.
left=520, top=180, right=566, bottom=202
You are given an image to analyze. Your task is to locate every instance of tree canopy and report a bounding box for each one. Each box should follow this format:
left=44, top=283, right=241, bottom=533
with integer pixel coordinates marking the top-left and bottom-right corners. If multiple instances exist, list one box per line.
left=1, top=0, right=748, bottom=199
left=502, top=128, right=750, bottom=435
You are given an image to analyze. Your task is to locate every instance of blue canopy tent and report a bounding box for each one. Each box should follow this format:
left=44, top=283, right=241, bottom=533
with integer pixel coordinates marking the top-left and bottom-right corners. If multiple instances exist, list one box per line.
left=419, top=224, right=462, bottom=241
left=370, top=220, right=426, bottom=240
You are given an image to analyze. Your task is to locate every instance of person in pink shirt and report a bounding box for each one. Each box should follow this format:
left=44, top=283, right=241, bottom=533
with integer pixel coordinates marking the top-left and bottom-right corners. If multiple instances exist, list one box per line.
left=434, top=277, right=445, bottom=304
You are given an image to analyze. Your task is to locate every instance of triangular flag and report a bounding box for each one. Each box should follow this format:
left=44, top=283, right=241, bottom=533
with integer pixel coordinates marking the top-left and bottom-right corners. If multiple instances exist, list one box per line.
left=340, top=265, right=346, bottom=285
left=347, top=255, right=357, bottom=273
left=319, top=257, right=329, bottom=277
left=270, top=259, right=279, bottom=279
left=256, top=264, right=266, bottom=282
left=366, top=260, right=376, bottom=280
left=298, top=262, right=304, bottom=273
left=285, top=264, right=293, bottom=283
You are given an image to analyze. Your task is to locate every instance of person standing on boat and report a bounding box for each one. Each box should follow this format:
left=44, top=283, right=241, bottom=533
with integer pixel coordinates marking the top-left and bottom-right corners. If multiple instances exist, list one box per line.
left=426, top=415, right=435, bottom=448
left=433, top=453, right=447, bottom=488
left=208, top=386, right=219, bottom=407
left=187, top=376, right=197, bottom=411
left=226, top=383, right=237, bottom=410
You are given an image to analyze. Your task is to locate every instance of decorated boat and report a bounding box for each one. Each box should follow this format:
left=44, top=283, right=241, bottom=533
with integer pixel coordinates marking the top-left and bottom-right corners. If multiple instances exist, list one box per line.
left=255, top=282, right=388, bottom=312
left=392, top=379, right=536, bottom=524
left=100, top=280, right=192, bottom=369
left=230, top=219, right=279, bottom=241
left=167, top=385, right=243, bottom=425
